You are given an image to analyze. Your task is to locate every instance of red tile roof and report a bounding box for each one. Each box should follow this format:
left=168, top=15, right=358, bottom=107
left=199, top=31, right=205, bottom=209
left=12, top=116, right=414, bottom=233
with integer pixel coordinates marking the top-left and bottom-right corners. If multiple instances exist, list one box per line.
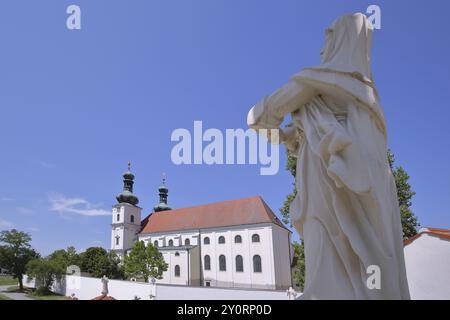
left=139, top=196, right=289, bottom=234
left=92, top=294, right=116, bottom=300
left=404, top=227, right=450, bottom=246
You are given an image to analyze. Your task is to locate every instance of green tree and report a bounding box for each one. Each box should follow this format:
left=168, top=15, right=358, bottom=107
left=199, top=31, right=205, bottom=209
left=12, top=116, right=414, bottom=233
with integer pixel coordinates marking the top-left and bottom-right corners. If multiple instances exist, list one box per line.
left=26, top=258, right=64, bottom=295
left=388, top=150, right=420, bottom=239
left=80, top=247, right=123, bottom=279
left=0, top=229, right=40, bottom=290
left=279, top=151, right=305, bottom=290
left=279, top=152, right=297, bottom=225
left=124, top=241, right=168, bottom=282
left=48, top=246, right=81, bottom=272
left=106, top=251, right=124, bottom=279
left=291, top=241, right=305, bottom=290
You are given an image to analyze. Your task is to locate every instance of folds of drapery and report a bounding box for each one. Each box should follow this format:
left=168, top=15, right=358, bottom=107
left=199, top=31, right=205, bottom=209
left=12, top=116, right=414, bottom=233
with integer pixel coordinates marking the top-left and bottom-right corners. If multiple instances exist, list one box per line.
left=288, top=93, right=409, bottom=299
left=291, top=68, right=387, bottom=140
left=246, top=69, right=409, bottom=299
left=246, top=12, right=410, bottom=299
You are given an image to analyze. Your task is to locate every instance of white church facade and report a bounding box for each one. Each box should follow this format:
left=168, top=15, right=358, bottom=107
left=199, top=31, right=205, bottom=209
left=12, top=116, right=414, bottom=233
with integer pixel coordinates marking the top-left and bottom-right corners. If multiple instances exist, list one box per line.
left=110, top=166, right=293, bottom=290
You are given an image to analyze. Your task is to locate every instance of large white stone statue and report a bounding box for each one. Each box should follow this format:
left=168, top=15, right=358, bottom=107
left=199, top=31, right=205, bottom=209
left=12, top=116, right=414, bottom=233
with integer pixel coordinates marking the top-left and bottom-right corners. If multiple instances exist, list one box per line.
left=248, top=13, right=410, bottom=299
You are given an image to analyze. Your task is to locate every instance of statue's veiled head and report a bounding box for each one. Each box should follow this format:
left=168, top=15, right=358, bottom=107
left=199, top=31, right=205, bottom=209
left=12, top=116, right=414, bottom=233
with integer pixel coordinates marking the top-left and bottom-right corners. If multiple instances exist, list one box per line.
left=320, top=13, right=374, bottom=82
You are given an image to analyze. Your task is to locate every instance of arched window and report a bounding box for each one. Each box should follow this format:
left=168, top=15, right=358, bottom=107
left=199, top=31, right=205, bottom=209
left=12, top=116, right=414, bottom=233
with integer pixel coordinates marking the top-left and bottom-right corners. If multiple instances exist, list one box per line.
left=234, top=235, right=242, bottom=243
left=175, top=251, right=180, bottom=257
left=185, top=238, right=190, bottom=246
left=174, top=265, right=180, bottom=277
left=219, top=255, right=226, bottom=271
left=218, top=236, right=225, bottom=244
left=115, top=236, right=120, bottom=246
left=204, top=255, right=211, bottom=270
left=130, top=215, right=134, bottom=223
left=235, top=255, right=243, bottom=272
left=252, top=234, right=260, bottom=243
left=253, top=255, right=262, bottom=273
left=203, top=237, right=210, bottom=245
left=154, top=240, right=158, bottom=247
left=116, top=214, right=120, bottom=221
left=168, top=239, right=174, bottom=246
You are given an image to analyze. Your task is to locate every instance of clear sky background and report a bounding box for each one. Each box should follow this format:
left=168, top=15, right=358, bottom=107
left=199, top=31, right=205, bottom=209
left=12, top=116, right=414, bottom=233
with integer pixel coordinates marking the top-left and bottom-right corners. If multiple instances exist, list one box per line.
left=0, top=0, right=449, bottom=255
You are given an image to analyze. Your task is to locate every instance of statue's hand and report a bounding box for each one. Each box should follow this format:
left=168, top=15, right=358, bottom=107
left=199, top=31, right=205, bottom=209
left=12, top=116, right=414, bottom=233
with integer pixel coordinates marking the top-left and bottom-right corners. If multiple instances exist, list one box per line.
left=247, top=97, right=283, bottom=131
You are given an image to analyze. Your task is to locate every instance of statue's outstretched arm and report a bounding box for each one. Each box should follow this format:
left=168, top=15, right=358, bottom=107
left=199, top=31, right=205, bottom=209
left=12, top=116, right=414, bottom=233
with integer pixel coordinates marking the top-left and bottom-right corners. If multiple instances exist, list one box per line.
left=247, top=80, right=316, bottom=131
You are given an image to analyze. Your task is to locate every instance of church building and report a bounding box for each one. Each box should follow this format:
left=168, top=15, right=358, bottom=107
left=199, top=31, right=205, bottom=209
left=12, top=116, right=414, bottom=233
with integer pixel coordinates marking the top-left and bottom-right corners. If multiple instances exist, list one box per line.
left=111, top=166, right=293, bottom=290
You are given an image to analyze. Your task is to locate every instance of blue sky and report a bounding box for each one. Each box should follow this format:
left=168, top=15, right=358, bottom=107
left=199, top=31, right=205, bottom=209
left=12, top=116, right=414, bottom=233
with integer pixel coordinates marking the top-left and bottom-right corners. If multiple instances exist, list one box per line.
left=0, top=0, right=449, bottom=255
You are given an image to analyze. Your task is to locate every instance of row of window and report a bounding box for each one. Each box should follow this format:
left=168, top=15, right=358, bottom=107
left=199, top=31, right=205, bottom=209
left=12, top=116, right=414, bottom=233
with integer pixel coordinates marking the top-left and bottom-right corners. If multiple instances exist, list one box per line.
left=171, top=255, right=263, bottom=278
left=154, top=238, right=190, bottom=247
left=116, top=214, right=135, bottom=223
left=204, top=234, right=260, bottom=245
left=204, top=255, right=262, bottom=273
left=153, top=234, right=261, bottom=248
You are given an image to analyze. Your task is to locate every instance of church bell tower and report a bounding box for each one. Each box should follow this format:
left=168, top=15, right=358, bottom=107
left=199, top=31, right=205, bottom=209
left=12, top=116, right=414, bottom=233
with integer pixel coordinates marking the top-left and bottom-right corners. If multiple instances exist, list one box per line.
left=153, top=174, right=172, bottom=212
left=111, top=162, right=142, bottom=260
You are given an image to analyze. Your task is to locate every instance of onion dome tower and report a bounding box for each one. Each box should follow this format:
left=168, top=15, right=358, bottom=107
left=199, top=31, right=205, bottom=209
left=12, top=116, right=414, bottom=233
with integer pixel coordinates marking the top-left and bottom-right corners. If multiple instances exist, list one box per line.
left=116, top=162, right=139, bottom=206
left=111, top=162, right=142, bottom=261
left=153, top=174, right=172, bottom=212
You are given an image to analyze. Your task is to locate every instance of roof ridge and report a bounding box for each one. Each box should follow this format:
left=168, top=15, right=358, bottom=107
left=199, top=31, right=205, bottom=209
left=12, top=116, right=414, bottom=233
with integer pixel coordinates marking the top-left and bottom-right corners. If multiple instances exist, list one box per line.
left=139, top=195, right=289, bottom=234
left=404, top=227, right=450, bottom=246
left=146, top=195, right=262, bottom=216
left=424, top=227, right=450, bottom=233
left=257, top=197, right=290, bottom=231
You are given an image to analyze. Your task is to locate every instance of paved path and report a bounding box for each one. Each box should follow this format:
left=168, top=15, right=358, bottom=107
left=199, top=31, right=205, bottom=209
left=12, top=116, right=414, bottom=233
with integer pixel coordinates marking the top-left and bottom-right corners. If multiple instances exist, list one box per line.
left=0, top=285, right=34, bottom=300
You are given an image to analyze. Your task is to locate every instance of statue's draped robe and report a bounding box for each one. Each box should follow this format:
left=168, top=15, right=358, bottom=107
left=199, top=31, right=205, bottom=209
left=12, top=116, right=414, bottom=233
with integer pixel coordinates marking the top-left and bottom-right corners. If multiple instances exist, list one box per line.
left=248, top=13, right=410, bottom=299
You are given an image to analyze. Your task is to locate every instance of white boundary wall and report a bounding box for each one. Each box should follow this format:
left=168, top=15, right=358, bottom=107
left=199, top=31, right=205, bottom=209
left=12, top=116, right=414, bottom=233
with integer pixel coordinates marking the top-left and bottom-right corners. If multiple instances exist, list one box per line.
left=404, top=233, right=450, bottom=300
left=23, top=275, right=291, bottom=300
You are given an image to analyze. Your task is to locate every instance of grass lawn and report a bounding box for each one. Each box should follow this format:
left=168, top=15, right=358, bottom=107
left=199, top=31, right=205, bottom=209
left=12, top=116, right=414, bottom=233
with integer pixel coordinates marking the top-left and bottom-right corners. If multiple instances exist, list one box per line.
left=0, top=294, right=12, bottom=300
left=27, top=293, right=68, bottom=300
left=5, top=285, right=68, bottom=300
left=0, top=276, right=17, bottom=286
